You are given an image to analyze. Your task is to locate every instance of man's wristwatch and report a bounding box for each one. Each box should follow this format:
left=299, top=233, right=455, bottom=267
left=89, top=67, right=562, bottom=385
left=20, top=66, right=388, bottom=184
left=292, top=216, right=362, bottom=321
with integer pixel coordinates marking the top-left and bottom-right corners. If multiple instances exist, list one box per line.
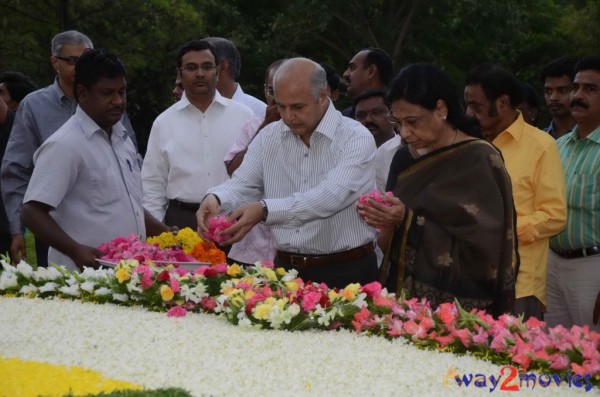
left=259, top=200, right=268, bottom=222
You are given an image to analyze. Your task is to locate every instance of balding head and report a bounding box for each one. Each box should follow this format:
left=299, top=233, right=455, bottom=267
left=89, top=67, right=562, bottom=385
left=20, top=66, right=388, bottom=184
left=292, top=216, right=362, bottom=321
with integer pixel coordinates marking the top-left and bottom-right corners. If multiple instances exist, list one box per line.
left=272, top=58, right=330, bottom=145
left=274, top=58, right=328, bottom=100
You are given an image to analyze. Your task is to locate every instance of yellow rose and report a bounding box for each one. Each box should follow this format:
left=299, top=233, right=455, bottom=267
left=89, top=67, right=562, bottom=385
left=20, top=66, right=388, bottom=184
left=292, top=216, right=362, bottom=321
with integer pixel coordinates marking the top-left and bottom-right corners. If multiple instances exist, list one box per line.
left=343, top=283, right=360, bottom=301
left=241, top=276, right=255, bottom=286
left=262, top=268, right=277, bottom=282
left=244, top=290, right=256, bottom=300
left=115, top=268, right=131, bottom=283
left=285, top=281, right=299, bottom=291
left=222, top=287, right=235, bottom=296
left=160, top=285, right=174, bottom=301
left=328, top=290, right=340, bottom=301
left=227, top=264, right=242, bottom=277
left=253, top=302, right=272, bottom=320
left=230, top=294, right=245, bottom=309
left=276, top=267, right=286, bottom=276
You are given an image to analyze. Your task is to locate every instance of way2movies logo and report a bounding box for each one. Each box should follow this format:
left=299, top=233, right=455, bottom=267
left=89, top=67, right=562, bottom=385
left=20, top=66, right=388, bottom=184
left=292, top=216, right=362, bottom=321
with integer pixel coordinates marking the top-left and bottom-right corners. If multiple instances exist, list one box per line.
left=443, top=365, right=594, bottom=392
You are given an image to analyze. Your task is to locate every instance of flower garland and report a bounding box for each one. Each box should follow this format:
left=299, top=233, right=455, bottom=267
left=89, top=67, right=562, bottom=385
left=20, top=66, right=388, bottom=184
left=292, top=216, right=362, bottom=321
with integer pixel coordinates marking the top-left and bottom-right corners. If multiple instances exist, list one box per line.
left=1, top=258, right=598, bottom=387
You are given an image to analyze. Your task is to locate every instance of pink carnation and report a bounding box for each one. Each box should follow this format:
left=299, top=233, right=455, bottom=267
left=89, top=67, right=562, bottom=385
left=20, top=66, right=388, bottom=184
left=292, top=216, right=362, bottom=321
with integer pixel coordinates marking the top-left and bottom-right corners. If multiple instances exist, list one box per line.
left=167, top=306, right=187, bottom=317
left=205, top=215, right=237, bottom=244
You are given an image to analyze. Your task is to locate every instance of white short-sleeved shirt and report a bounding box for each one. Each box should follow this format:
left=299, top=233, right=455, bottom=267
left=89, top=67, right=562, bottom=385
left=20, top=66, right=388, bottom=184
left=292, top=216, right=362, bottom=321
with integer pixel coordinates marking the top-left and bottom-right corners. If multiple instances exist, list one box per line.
left=142, top=91, right=254, bottom=221
left=24, top=106, right=145, bottom=270
left=374, top=134, right=402, bottom=192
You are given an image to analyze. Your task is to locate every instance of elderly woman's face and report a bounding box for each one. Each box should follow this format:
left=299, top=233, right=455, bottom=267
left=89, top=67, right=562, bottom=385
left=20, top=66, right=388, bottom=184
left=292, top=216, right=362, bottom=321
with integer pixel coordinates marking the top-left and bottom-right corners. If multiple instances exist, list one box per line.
left=388, top=99, right=448, bottom=153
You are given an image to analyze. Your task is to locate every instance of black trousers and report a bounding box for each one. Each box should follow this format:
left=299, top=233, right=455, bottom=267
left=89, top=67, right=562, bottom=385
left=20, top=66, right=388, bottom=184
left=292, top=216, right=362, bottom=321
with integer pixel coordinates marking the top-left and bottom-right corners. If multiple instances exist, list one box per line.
left=274, top=251, right=378, bottom=289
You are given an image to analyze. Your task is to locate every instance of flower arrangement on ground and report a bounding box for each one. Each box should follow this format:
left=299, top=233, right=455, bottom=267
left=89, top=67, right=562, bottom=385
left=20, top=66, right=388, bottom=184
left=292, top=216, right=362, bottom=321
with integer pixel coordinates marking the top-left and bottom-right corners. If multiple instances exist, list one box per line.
left=1, top=257, right=598, bottom=386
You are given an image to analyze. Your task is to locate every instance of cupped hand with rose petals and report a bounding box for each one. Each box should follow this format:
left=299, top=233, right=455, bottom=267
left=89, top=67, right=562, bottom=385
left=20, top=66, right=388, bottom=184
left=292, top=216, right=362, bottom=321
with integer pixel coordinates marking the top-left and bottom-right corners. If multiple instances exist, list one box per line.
left=357, top=190, right=406, bottom=230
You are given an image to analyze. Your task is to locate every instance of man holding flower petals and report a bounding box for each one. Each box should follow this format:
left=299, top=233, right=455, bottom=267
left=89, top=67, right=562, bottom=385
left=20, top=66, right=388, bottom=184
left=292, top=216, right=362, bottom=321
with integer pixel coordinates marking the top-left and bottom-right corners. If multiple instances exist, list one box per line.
left=198, top=58, right=379, bottom=289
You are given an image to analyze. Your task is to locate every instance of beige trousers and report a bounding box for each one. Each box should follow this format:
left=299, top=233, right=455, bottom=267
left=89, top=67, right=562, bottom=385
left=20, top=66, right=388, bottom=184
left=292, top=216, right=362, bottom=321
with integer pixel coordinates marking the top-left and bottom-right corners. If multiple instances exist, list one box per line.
left=545, top=250, right=600, bottom=331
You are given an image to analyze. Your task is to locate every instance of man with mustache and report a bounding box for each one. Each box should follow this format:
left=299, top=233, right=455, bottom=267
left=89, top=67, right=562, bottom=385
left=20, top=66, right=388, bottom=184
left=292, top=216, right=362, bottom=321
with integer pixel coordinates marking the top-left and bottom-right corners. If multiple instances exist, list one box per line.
left=540, top=57, right=578, bottom=139
left=341, top=48, right=393, bottom=118
left=547, top=56, right=600, bottom=331
left=465, top=63, right=567, bottom=321
left=142, top=40, right=253, bottom=229
left=352, top=89, right=401, bottom=192
left=20, top=50, right=170, bottom=271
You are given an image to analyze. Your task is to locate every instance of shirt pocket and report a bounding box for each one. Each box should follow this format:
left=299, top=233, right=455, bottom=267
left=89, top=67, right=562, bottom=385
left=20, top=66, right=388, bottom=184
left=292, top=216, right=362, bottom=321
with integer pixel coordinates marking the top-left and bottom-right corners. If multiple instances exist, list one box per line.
left=121, top=156, right=143, bottom=204
left=89, top=167, right=120, bottom=206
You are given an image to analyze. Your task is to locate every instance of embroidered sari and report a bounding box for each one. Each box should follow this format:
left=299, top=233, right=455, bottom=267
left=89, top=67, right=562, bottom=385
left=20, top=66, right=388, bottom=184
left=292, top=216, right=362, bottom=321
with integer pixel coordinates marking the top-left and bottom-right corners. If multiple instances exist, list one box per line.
left=380, top=139, right=516, bottom=317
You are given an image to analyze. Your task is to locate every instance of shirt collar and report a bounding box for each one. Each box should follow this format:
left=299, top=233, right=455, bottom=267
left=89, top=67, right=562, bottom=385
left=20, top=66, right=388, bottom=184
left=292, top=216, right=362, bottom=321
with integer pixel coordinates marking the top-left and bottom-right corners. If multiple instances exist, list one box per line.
left=175, top=89, right=227, bottom=111
left=567, top=124, right=600, bottom=144
left=502, top=111, right=525, bottom=141
left=51, top=77, right=70, bottom=102
left=75, top=106, right=127, bottom=140
left=313, top=100, right=338, bottom=140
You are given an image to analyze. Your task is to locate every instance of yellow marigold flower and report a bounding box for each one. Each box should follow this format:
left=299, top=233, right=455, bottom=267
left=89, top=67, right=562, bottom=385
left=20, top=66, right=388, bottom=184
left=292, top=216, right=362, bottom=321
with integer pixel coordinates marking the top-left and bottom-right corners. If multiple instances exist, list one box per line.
left=253, top=302, right=272, bottom=320
left=160, top=285, right=174, bottom=301
left=343, top=283, right=360, bottom=301
left=285, top=281, right=299, bottom=291
left=227, top=264, right=242, bottom=277
left=262, top=268, right=277, bottom=282
left=276, top=267, right=286, bottom=276
left=115, top=268, right=131, bottom=284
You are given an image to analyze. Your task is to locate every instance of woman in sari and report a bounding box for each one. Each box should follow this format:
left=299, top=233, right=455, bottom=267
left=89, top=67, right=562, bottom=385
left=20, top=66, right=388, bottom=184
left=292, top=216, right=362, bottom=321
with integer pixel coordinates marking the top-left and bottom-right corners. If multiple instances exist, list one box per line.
left=358, top=64, right=516, bottom=317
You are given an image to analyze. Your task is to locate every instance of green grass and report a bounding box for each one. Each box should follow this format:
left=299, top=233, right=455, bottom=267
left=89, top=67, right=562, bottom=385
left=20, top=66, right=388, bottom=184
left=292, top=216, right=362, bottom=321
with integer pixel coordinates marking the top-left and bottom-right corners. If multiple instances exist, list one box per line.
left=24, top=230, right=37, bottom=267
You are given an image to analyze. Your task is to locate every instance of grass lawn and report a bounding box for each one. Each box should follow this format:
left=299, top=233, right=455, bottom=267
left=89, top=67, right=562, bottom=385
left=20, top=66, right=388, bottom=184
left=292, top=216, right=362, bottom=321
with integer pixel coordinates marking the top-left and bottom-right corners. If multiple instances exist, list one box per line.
left=24, top=231, right=37, bottom=267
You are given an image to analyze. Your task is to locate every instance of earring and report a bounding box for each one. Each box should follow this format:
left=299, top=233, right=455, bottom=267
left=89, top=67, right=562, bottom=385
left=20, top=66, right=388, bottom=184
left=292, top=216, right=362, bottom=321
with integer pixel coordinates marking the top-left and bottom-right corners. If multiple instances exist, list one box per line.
left=442, top=115, right=447, bottom=121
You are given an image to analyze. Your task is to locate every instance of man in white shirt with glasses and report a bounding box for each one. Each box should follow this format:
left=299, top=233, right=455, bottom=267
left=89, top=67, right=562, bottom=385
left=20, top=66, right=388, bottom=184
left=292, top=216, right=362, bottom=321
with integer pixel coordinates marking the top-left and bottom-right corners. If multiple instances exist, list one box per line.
left=142, top=40, right=253, bottom=229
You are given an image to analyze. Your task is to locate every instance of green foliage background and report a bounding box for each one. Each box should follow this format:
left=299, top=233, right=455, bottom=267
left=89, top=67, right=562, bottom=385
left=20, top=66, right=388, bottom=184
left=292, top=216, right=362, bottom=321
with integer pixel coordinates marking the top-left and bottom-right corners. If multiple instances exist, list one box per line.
left=1, top=0, right=599, bottom=154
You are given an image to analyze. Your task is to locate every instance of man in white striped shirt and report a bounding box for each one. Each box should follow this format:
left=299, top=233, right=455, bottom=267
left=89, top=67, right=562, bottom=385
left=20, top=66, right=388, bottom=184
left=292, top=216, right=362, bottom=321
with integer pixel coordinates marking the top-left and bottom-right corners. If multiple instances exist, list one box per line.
left=198, top=58, right=378, bottom=288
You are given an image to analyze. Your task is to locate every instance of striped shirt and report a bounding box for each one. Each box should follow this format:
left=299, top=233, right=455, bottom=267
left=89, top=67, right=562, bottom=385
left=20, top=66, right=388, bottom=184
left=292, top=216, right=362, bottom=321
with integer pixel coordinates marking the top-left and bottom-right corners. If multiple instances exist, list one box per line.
left=550, top=125, right=600, bottom=250
left=209, top=101, right=377, bottom=255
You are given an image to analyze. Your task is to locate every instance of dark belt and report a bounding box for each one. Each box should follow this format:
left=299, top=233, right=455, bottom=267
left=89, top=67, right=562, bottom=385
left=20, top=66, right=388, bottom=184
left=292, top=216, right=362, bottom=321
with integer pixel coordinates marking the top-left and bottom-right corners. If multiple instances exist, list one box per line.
left=168, top=199, right=200, bottom=212
left=276, top=242, right=374, bottom=268
left=552, top=246, right=600, bottom=259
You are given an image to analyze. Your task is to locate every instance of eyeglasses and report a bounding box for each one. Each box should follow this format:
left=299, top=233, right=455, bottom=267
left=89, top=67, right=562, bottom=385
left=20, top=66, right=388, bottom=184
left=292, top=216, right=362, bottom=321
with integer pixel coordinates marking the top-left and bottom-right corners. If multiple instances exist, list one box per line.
left=385, top=111, right=401, bottom=126
left=54, top=56, right=80, bottom=66
left=179, top=63, right=218, bottom=73
left=264, top=85, right=274, bottom=96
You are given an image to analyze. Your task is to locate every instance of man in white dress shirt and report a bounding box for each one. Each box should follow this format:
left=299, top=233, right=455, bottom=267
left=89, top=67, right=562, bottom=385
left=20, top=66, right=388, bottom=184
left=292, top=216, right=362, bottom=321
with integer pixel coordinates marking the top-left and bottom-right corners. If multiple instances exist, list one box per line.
left=198, top=58, right=378, bottom=288
left=142, top=40, right=254, bottom=229
left=204, top=37, right=266, bottom=117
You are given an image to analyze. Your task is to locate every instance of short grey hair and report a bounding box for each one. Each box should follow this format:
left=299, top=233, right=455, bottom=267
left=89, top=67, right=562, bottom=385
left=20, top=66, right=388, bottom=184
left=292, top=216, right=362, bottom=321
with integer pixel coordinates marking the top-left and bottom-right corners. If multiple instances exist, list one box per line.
left=51, top=30, right=93, bottom=56
left=274, top=58, right=327, bottom=101
left=203, top=37, right=241, bottom=80
left=310, top=64, right=328, bottom=100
